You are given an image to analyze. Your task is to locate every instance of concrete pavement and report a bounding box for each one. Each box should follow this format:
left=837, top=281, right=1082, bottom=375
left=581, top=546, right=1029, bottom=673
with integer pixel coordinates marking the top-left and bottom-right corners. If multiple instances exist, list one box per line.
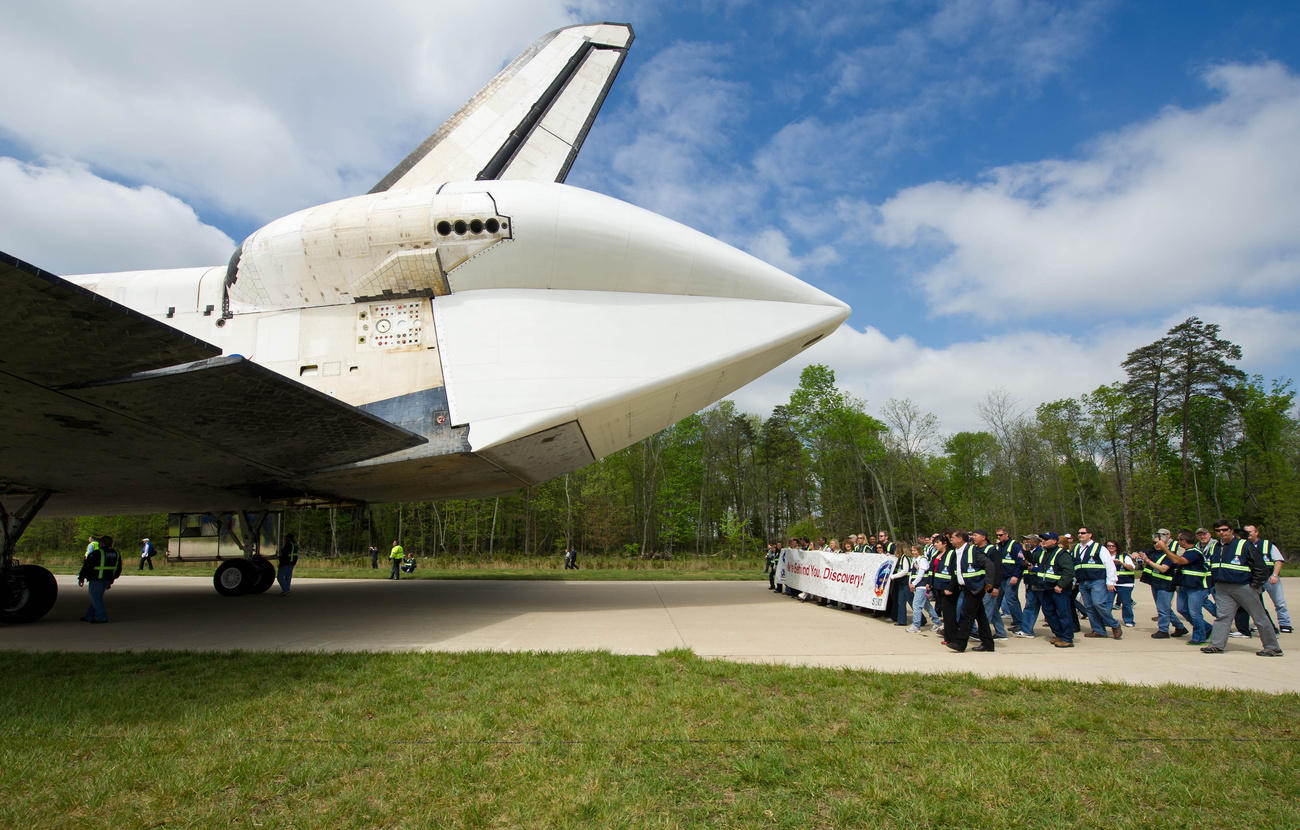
left=5, top=574, right=1298, bottom=694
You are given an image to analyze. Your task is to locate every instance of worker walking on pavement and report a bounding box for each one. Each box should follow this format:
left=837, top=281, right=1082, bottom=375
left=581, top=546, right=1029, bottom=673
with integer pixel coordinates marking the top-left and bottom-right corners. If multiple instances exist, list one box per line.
left=277, top=533, right=298, bottom=596
left=78, top=534, right=122, bottom=622
left=390, top=540, right=404, bottom=580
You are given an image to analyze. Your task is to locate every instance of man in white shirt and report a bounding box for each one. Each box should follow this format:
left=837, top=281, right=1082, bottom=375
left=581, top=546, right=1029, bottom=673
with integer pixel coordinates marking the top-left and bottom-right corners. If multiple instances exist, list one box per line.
left=1076, top=527, right=1121, bottom=640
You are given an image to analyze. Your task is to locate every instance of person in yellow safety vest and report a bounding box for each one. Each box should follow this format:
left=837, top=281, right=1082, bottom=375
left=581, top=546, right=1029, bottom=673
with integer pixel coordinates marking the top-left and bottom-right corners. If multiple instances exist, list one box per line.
left=1107, top=540, right=1138, bottom=628
left=1247, top=524, right=1292, bottom=634
left=1165, top=530, right=1213, bottom=645
left=77, top=534, right=122, bottom=623
left=1036, top=532, right=1076, bottom=647
left=1135, top=531, right=1187, bottom=639
left=389, top=540, right=405, bottom=580
left=930, top=534, right=959, bottom=644
left=948, top=529, right=1000, bottom=653
left=1202, top=521, right=1282, bottom=656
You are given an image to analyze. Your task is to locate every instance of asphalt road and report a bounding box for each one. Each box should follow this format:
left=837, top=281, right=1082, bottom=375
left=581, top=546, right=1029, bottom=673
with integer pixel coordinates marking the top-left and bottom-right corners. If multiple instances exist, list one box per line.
left=5, top=574, right=1298, bottom=694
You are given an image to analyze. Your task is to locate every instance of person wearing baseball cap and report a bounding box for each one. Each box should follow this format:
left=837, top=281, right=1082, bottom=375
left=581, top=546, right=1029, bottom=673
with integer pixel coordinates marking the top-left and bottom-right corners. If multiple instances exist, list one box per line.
left=1037, top=532, right=1076, bottom=647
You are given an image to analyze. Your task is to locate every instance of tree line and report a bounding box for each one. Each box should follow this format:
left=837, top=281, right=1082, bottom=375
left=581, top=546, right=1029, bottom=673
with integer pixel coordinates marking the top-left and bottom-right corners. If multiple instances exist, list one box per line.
left=24, top=317, right=1300, bottom=559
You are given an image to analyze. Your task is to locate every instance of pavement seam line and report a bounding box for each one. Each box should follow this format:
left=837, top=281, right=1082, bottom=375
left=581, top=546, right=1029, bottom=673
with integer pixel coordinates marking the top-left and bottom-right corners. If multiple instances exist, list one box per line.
left=652, top=582, right=688, bottom=651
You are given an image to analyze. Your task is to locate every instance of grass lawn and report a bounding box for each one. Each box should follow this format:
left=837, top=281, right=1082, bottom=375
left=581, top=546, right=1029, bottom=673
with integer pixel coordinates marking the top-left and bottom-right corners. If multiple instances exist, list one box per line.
left=2, top=650, right=1297, bottom=829
left=31, top=553, right=767, bottom=582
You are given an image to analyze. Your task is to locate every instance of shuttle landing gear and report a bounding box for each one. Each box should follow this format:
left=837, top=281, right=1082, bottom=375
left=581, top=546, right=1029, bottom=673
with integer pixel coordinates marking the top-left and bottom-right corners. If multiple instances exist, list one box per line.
left=210, top=510, right=278, bottom=597
left=213, top=557, right=275, bottom=596
left=1, top=491, right=59, bottom=624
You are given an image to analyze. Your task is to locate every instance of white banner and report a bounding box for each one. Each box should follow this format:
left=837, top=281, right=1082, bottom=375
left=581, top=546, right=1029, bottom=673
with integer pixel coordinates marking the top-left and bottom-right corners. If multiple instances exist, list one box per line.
left=777, top=548, right=898, bottom=611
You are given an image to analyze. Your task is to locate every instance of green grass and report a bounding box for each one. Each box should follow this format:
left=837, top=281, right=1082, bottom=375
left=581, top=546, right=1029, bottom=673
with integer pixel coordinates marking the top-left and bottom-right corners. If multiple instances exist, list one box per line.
left=1, top=650, right=1296, bottom=829
left=30, top=552, right=765, bottom=582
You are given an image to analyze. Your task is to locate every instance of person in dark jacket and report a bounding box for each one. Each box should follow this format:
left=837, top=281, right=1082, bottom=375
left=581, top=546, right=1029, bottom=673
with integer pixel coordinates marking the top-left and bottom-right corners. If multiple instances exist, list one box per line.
left=931, top=534, right=959, bottom=645
left=78, top=534, right=122, bottom=622
left=1136, top=531, right=1188, bottom=638
left=1202, top=521, right=1282, bottom=656
left=949, top=529, right=1001, bottom=652
left=993, top=527, right=1024, bottom=635
left=277, top=533, right=298, bottom=596
left=1036, top=533, right=1076, bottom=648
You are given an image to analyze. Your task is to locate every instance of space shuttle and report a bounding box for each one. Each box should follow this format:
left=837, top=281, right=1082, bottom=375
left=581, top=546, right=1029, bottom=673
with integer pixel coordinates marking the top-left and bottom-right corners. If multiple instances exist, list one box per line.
left=0, top=23, right=848, bottom=617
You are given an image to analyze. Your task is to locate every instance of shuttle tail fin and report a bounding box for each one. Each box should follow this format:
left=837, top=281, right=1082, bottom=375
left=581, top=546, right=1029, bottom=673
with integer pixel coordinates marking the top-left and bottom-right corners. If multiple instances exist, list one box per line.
left=369, top=22, right=633, bottom=192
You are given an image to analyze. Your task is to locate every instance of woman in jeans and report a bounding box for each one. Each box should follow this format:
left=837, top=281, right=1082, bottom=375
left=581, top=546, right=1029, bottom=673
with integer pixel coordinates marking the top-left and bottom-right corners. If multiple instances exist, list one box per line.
left=892, top=545, right=914, bottom=625
left=1108, top=540, right=1137, bottom=627
left=908, top=537, right=945, bottom=632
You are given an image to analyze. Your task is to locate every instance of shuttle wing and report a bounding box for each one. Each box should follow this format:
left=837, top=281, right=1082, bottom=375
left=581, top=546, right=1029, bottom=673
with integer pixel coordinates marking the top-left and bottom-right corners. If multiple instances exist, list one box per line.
left=369, top=22, right=633, bottom=192
left=0, top=252, right=426, bottom=515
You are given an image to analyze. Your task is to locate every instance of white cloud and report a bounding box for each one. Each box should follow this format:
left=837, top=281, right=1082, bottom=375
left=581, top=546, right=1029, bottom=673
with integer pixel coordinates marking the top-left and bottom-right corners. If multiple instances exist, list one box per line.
left=0, top=157, right=234, bottom=274
left=726, top=304, right=1300, bottom=433
left=831, top=0, right=1105, bottom=100
left=746, top=228, right=840, bottom=274
left=874, top=61, right=1300, bottom=316
left=0, top=1, right=616, bottom=223
left=581, top=40, right=765, bottom=230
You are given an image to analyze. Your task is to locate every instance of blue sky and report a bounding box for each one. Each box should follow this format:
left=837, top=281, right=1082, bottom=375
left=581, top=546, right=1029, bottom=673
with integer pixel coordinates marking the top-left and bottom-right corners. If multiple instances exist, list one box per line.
left=3, top=1, right=1299, bottom=433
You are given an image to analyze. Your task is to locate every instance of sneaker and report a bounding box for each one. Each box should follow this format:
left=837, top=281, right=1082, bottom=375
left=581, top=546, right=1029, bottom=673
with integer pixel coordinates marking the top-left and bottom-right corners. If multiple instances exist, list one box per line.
left=905, top=625, right=920, bottom=633
left=1014, top=631, right=1035, bottom=638
left=1186, top=640, right=1206, bottom=646
left=1257, top=648, right=1284, bottom=657
left=1151, top=631, right=1170, bottom=639
left=993, top=635, right=1008, bottom=641
left=280, top=591, right=291, bottom=596
left=1200, top=645, right=1224, bottom=654
left=1229, top=631, right=1247, bottom=638
left=1172, top=628, right=1189, bottom=638
left=1282, top=626, right=1293, bottom=634
left=1124, top=623, right=1135, bottom=628
left=930, top=624, right=942, bottom=632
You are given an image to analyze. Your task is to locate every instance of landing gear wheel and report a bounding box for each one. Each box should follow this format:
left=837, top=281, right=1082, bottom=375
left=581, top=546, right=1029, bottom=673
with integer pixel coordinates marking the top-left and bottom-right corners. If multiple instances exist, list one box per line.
left=213, top=560, right=255, bottom=596
left=248, top=558, right=276, bottom=594
left=1, top=565, right=59, bottom=623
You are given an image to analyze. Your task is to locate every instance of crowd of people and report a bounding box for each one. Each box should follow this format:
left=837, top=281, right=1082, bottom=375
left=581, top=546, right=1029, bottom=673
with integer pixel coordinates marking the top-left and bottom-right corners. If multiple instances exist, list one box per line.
left=764, top=522, right=1290, bottom=656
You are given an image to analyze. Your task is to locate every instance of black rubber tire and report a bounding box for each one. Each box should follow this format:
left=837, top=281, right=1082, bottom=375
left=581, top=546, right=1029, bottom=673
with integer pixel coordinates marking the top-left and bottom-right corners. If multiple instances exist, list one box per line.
left=248, top=558, right=276, bottom=594
left=1, top=565, right=59, bottom=623
left=213, top=560, right=255, bottom=596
